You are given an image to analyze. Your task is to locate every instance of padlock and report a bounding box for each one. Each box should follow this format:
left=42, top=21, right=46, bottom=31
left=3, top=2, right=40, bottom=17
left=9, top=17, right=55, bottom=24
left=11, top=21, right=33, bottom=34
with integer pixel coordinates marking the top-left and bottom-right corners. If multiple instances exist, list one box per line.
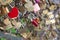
left=49, top=5, right=57, bottom=11
left=8, top=7, right=18, bottom=19
left=43, top=9, right=48, bottom=14
left=31, top=20, right=38, bottom=27
left=33, top=3, right=40, bottom=13
left=21, top=32, right=32, bottom=39
left=47, top=11, right=53, bottom=16
left=24, top=1, right=34, bottom=12
left=12, top=19, right=22, bottom=29
left=19, top=6, right=25, bottom=13
left=3, top=18, right=11, bottom=25
left=50, top=19, right=56, bottom=24
left=0, top=0, right=13, bottom=5
left=48, top=14, right=54, bottom=19
left=45, top=19, right=51, bottom=25
left=1, top=6, right=9, bottom=15
left=33, top=18, right=40, bottom=23
left=28, top=13, right=39, bottom=27
left=3, top=18, right=13, bottom=29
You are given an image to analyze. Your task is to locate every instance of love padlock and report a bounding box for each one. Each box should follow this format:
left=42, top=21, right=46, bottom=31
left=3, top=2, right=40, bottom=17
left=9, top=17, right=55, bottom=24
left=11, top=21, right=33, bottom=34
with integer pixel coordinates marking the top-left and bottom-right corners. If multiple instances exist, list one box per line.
left=8, top=7, right=18, bottom=19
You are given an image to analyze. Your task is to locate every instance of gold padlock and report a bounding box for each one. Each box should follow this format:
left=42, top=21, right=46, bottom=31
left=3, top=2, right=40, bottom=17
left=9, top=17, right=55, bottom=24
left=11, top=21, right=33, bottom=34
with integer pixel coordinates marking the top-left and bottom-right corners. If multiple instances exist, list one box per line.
left=1, top=6, right=9, bottom=15
left=49, top=5, right=57, bottom=10
left=3, top=18, right=11, bottom=25
left=3, top=18, right=13, bottom=29
left=43, top=9, right=48, bottom=14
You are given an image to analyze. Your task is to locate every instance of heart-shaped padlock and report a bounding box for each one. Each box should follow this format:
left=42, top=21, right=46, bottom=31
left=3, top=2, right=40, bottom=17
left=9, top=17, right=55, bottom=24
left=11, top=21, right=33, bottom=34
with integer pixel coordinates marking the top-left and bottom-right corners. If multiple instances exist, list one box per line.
left=8, top=7, right=18, bottom=19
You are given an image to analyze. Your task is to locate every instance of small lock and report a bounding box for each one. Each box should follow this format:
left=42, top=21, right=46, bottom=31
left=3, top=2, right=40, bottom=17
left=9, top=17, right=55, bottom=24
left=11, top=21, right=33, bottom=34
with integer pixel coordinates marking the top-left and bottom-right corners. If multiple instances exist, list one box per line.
left=48, top=14, right=54, bottom=19
left=1, top=6, right=9, bottom=15
left=50, top=19, right=55, bottom=24
left=19, top=6, right=25, bottom=13
left=33, top=3, right=40, bottom=13
left=24, top=1, right=34, bottom=12
left=45, top=19, right=51, bottom=25
left=0, top=0, right=13, bottom=5
left=31, top=19, right=39, bottom=27
left=49, top=5, right=57, bottom=10
left=3, top=18, right=11, bottom=25
left=43, top=9, right=48, bottom=14
left=8, top=7, right=19, bottom=19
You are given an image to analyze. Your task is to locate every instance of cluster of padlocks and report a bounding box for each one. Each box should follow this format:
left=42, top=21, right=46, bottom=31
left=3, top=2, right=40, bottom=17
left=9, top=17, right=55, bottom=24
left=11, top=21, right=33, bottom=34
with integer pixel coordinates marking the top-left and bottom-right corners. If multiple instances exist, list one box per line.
left=0, top=0, right=60, bottom=40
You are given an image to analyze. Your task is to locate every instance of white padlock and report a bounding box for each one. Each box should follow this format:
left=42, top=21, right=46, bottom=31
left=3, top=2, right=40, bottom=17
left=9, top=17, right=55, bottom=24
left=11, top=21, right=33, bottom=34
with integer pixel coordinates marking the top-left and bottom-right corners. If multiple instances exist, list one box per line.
left=33, top=3, right=40, bottom=13
left=24, top=1, right=34, bottom=12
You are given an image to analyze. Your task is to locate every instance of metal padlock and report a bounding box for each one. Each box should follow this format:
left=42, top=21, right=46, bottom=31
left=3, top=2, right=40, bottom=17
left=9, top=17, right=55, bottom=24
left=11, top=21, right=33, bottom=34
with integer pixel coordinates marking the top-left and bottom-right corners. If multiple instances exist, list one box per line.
left=24, top=1, right=34, bottom=12
left=33, top=3, right=40, bottom=13
left=3, top=18, right=13, bottom=29
left=1, top=6, right=9, bottom=15
left=3, top=18, right=11, bottom=25
left=45, top=18, right=51, bottom=25
left=28, top=13, right=39, bottom=27
left=43, top=9, right=48, bottom=14
left=50, top=19, right=56, bottom=24
left=19, top=6, right=25, bottom=13
left=49, top=5, right=57, bottom=11
left=0, top=0, right=13, bottom=5
left=8, top=7, right=19, bottom=19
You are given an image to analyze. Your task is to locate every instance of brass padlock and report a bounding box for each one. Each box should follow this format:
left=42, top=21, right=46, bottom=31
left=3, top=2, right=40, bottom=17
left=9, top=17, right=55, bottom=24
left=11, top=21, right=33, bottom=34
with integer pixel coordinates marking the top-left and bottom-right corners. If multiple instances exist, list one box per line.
left=3, top=18, right=13, bottom=29
left=1, top=6, right=9, bottom=15
left=3, top=18, right=11, bottom=25
left=43, top=9, right=48, bottom=14
left=49, top=5, right=57, bottom=10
